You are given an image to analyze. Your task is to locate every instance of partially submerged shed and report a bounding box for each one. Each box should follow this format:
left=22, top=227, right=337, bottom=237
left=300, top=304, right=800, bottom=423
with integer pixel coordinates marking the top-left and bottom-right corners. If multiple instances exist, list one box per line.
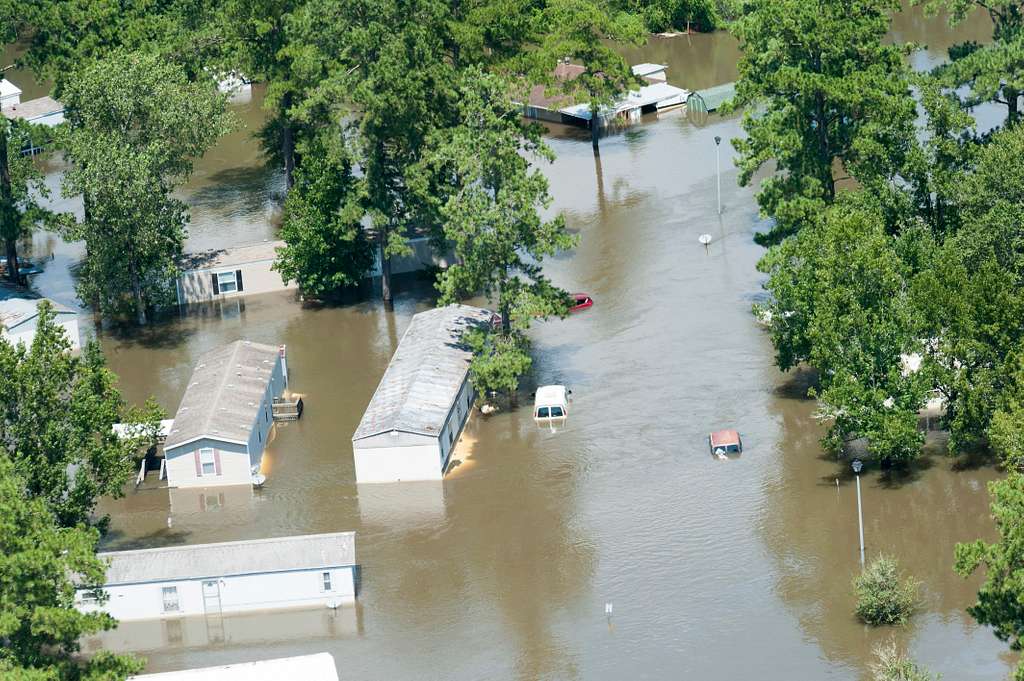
left=351, top=304, right=491, bottom=483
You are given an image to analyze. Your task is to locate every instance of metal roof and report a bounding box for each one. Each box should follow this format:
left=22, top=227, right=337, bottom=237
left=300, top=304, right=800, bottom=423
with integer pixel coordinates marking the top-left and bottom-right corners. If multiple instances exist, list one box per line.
left=352, top=304, right=491, bottom=441
left=164, top=340, right=280, bottom=450
left=2, top=96, right=63, bottom=122
left=0, top=288, right=76, bottom=331
left=0, top=78, right=21, bottom=99
left=98, top=532, right=356, bottom=585
left=631, top=63, right=667, bottom=78
left=130, top=654, right=340, bottom=681
left=178, top=240, right=284, bottom=272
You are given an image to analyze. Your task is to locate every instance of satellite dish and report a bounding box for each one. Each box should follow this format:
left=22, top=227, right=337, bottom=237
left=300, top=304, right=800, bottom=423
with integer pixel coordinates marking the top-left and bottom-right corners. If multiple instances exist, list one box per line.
left=698, top=234, right=712, bottom=245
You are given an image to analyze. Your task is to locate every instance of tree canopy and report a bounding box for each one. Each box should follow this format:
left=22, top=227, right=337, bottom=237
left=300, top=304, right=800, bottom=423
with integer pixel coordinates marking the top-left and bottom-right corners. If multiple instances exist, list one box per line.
left=60, top=51, right=230, bottom=324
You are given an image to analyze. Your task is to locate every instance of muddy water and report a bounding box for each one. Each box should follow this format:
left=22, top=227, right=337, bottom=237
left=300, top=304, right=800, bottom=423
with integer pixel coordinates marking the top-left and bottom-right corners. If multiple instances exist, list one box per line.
left=4, top=6, right=1014, bottom=679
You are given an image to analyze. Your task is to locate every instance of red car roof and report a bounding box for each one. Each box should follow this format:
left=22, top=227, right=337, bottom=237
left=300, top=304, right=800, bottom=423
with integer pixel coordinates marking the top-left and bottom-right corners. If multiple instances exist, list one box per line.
left=710, top=430, right=741, bottom=447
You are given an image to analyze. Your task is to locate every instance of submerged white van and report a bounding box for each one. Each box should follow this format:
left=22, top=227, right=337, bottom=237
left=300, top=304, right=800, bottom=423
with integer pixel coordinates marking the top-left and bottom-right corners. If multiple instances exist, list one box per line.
left=534, top=385, right=569, bottom=420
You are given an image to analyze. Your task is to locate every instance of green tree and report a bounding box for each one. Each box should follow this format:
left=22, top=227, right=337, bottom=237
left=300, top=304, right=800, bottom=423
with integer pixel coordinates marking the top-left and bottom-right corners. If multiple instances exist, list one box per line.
left=869, top=641, right=939, bottom=681
left=220, top=0, right=310, bottom=190
left=0, top=451, right=142, bottom=680
left=759, top=193, right=928, bottom=462
left=12, top=0, right=221, bottom=90
left=956, top=473, right=1024, bottom=680
left=729, top=0, right=916, bottom=245
left=0, top=302, right=158, bottom=530
left=0, top=119, right=52, bottom=284
left=60, top=51, right=230, bottom=324
left=415, top=69, right=575, bottom=395
left=274, top=137, right=375, bottom=297
left=920, top=0, right=1024, bottom=127
left=911, top=125, right=1024, bottom=452
left=854, top=555, right=920, bottom=626
left=539, top=0, right=645, bottom=151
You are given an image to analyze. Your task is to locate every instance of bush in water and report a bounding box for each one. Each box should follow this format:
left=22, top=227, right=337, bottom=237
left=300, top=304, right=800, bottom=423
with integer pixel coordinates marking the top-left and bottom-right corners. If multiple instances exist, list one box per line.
left=854, top=555, right=919, bottom=626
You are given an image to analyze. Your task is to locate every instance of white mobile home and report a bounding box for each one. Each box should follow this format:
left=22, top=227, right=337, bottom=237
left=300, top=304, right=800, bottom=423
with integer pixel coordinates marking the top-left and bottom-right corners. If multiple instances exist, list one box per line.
left=130, top=653, right=339, bottom=681
left=176, top=240, right=295, bottom=305
left=1, top=78, right=65, bottom=127
left=77, top=532, right=356, bottom=622
left=0, top=289, right=80, bottom=352
left=352, top=304, right=491, bottom=483
left=163, top=340, right=287, bottom=488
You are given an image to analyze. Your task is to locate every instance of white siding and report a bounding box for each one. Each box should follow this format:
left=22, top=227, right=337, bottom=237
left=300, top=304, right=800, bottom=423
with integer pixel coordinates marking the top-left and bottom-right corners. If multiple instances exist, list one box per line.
left=352, top=375, right=475, bottom=484
left=353, top=443, right=442, bottom=483
left=164, top=447, right=252, bottom=488
left=81, top=566, right=356, bottom=622
left=176, top=259, right=296, bottom=305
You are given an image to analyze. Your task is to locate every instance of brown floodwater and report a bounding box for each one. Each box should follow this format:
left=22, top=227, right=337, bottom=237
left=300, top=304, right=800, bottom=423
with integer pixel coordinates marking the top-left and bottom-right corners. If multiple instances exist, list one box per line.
left=4, top=5, right=1015, bottom=679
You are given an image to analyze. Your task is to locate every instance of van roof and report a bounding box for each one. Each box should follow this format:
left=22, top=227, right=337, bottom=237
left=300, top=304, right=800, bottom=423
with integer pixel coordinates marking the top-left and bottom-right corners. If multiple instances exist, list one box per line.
left=535, top=385, right=567, bottom=405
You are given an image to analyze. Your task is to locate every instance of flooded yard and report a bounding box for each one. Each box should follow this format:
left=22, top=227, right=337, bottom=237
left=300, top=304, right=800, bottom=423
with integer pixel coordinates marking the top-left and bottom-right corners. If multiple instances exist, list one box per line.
left=5, top=6, right=1013, bottom=678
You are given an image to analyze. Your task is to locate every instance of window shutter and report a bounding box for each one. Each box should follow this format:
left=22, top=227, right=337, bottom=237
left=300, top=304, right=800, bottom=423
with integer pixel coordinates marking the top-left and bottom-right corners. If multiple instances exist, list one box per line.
left=235, top=269, right=244, bottom=292
left=211, top=273, right=220, bottom=295
left=193, top=451, right=202, bottom=476
left=213, top=450, right=222, bottom=475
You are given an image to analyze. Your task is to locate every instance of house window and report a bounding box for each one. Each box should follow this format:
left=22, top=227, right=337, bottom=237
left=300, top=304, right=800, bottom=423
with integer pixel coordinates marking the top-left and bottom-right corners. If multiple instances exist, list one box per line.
left=322, top=571, right=332, bottom=591
left=161, top=586, right=180, bottom=613
left=199, top=448, right=216, bottom=476
left=79, top=590, right=100, bottom=606
left=216, top=270, right=238, bottom=294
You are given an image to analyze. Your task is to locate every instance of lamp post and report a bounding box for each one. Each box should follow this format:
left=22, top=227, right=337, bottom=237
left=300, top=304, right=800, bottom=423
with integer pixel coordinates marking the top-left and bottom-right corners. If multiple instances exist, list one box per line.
left=714, top=135, right=722, bottom=215
left=852, top=459, right=865, bottom=568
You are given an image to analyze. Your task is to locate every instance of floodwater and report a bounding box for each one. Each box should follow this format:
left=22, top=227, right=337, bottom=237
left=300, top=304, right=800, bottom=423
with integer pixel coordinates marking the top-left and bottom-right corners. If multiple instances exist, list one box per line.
left=5, top=4, right=1015, bottom=679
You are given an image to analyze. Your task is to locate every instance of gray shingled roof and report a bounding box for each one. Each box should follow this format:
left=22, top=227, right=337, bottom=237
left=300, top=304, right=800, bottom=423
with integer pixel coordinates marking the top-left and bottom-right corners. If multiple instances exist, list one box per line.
left=164, top=340, right=280, bottom=450
left=178, top=240, right=284, bottom=272
left=98, top=532, right=356, bottom=585
left=352, top=304, right=491, bottom=441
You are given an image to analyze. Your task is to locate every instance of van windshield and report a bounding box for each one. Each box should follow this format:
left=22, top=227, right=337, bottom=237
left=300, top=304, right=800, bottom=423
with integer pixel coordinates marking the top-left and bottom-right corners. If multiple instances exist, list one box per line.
left=536, top=407, right=550, bottom=418
left=550, top=406, right=564, bottom=417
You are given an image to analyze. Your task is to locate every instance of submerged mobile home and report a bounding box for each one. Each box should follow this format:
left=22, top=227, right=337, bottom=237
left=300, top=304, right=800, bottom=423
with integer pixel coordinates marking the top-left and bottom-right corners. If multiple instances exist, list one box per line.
left=351, top=304, right=491, bottom=483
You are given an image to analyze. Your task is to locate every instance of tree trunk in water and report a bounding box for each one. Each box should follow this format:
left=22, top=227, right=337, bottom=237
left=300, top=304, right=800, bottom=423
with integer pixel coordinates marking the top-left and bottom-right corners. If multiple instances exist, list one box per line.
left=281, top=92, right=295, bottom=191
left=590, top=115, right=600, bottom=151
left=130, top=264, right=147, bottom=325
left=4, top=238, right=18, bottom=284
left=1007, top=88, right=1020, bottom=127
left=380, top=234, right=392, bottom=308
left=0, top=123, right=17, bottom=284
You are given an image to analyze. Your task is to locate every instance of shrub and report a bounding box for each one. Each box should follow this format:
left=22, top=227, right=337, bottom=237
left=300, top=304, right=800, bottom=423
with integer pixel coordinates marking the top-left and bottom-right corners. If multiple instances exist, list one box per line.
left=854, top=555, right=919, bottom=626
left=869, top=641, right=939, bottom=681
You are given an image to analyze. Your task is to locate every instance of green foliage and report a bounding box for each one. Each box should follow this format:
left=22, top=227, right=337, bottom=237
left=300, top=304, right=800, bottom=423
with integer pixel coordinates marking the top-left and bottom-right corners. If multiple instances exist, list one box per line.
left=0, top=302, right=159, bottom=530
left=0, top=452, right=143, bottom=680
left=730, top=0, right=916, bottom=244
left=918, top=0, right=1024, bottom=127
left=854, top=555, right=920, bottom=626
left=274, top=138, right=375, bottom=297
left=60, top=51, right=230, bottom=323
left=13, top=0, right=221, bottom=89
left=869, top=641, right=940, bottom=681
left=615, top=0, right=722, bottom=32
left=0, top=118, right=55, bottom=283
left=464, top=327, right=534, bottom=398
left=956, top=473, right=1024, bottom=680
left=759, top=193, right=928, bottom=463
left=538, top=0, right=645, bottom=147
left=415, top=68, right=575, bottom=393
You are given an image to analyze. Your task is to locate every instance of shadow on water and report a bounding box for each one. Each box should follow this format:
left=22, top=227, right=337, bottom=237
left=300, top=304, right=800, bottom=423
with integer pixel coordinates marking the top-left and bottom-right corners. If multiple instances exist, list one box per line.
left=772, top=367, right=820, bottom=400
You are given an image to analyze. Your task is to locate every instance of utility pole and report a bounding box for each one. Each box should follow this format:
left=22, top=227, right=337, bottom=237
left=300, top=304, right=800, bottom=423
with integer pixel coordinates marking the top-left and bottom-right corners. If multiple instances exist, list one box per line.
left=714, top=135, right=722, bottom=216
left=852, top=459, right=865, bottom=568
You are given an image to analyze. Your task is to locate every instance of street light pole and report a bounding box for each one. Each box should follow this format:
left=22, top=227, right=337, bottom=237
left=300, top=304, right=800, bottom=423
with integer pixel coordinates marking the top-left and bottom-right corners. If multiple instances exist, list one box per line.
left=852, top=459, right=865, bottom=568
left=714, top=135, right=722, bottom=215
